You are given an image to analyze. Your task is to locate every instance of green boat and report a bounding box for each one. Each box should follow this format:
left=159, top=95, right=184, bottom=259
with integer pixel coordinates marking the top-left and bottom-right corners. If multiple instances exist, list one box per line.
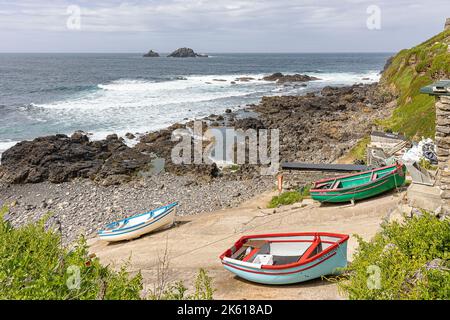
left=310, top=163, right=407, bottom=203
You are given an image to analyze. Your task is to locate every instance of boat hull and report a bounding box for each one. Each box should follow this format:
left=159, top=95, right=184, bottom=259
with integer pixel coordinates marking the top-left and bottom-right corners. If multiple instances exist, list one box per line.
left=222, top=242, right=347, bottom=285
left=310, top=164, right=406, bottom=203
left=98, top=204, right=176, bottom=242
left=220, top=232, right=349, bottom=285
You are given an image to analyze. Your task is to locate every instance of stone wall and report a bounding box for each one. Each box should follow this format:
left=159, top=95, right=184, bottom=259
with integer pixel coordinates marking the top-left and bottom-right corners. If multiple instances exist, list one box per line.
left=280, top=170, right=344, bottom=190
left=435, top=95, right=450, bottom=215
left=445, top=18, right=450, bottom=31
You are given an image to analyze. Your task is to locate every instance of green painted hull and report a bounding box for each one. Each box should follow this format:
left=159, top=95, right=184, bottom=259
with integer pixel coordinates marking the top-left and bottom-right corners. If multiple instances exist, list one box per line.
left=310, top=164, right=406, bottom=203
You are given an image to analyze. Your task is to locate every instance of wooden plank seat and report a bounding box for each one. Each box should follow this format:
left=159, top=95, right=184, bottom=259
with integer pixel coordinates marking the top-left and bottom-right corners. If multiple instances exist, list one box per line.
left=231, top=240, right=268, bottom=260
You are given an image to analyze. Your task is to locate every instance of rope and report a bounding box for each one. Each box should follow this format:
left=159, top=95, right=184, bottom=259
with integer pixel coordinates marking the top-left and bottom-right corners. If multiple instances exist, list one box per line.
left=137, top=167, right=406, bottom=270
left=146, top=203, right=316, bottom=267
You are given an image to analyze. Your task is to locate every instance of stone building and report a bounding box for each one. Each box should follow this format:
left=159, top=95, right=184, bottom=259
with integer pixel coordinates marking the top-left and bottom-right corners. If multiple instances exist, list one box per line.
left=420, top=80, right=450, bottom=216
left=445, top=18, right=450, bottom=31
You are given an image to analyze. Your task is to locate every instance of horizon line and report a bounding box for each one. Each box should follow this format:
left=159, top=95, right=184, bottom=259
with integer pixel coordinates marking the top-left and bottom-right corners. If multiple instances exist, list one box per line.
left=0, top=51, right=395, bottom=54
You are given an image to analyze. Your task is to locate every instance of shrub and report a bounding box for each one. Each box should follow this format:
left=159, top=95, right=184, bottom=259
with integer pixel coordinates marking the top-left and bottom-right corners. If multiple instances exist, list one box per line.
left=0, top=206, right=143, bottom=300
left=0, top=206, right=215, bottom=300
left=337, top=212, right=450, bottom=300
left=268, top=191, right=302, bottom=208
left=297, top=184, right=311, bottom=198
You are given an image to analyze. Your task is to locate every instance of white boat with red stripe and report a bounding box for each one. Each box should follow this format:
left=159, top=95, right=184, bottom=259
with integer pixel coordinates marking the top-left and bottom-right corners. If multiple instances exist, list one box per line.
left=219, top=232, right=349, bottom=285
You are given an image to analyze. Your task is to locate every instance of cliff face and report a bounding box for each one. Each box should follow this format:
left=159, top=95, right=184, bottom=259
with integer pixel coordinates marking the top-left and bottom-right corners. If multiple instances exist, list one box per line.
left=379, top=28, right=450, bottom=139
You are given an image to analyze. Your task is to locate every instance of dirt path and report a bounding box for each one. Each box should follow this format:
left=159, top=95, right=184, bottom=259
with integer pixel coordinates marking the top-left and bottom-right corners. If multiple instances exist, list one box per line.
left=88, top=190, right=403, bottom=300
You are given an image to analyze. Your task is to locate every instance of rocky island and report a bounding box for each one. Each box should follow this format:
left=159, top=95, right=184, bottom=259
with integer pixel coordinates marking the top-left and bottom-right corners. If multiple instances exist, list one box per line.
left=167, top=47, right=208, bottom=58
left=143, top=50, right=160, bottom=57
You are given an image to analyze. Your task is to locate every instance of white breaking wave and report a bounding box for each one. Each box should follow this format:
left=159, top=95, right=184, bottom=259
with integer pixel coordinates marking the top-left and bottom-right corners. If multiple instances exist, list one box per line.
left=0, top=140, right=19, bottom=161
left=10, top=70, right=380, bottom=154
left=311, top=71, right=381, bottom=84
left=38, top=74, right=270, bottom=111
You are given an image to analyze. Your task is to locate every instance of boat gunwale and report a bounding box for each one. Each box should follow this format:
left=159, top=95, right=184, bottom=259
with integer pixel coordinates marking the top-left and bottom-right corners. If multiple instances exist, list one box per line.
left=98, top=202, right=178, bottom=235
left=98, top=208, right=175, bottom=237
left=311, top=163, right=400, bottom=185
left=219, top=232, right=349, bottom=270
left=310, top=164, right=404, bottom=194
left=221, top=251, right=338, bottom=276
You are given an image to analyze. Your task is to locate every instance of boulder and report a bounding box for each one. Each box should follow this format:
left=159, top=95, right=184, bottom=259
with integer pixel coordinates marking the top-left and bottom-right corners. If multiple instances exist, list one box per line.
left=0, top=133, right=153, bottom=184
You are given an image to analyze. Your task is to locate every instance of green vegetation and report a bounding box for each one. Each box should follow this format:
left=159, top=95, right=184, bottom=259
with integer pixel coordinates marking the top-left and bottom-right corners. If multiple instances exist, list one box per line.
left=379, top=29, right=450, bottom=140
left=348, top=136, right=370, bottom=162
left=267, top=187, right=310, bottom=208
left=0, top=206, right=143, bottom=300
left=338, top=212, right=450, bottom=300
left=419, top=158, right=438, bottom=171
left=0, top=206, right=214, bottom=300
left=149, top=269, right=214, bottom=300
left=297, top=184, right=311, bottom=198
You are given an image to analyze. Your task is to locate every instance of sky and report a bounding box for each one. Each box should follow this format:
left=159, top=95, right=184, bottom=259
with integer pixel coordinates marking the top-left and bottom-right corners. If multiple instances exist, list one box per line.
left=0, top=0, right=449, bottom=53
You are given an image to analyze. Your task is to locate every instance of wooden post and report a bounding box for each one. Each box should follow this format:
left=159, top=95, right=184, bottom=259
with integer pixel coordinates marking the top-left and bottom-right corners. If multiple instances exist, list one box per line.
left=277, top=174, right=283, bottom=193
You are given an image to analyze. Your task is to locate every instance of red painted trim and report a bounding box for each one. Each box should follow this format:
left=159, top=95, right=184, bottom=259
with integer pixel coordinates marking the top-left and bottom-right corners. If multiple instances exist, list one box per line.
left=312, top=178, right=390, bottom=197
left=312, top=163, right=401, bottom=186
left=268, top=239, right=336, bottom=245
left=299, top=236, right=320, bottom=263
left=310, top=168, right=397, bottom=193
left=221, top=251, right=337, bottom=276
left=219, top=232, right=349, bottom=270
left=243, top=248, right=260, bottom=262
left=269, top=239, right=313, bottom=243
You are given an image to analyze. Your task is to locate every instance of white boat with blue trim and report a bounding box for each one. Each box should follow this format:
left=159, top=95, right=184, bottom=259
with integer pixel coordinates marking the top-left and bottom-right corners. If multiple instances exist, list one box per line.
left=220, top=232, right=349, bottom=285
left=98, top=202, right=178, bottom=242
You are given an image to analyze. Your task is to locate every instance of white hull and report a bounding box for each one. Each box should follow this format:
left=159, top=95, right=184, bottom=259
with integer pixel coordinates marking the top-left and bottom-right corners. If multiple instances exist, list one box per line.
left=99, top=206, right=176, bottom=242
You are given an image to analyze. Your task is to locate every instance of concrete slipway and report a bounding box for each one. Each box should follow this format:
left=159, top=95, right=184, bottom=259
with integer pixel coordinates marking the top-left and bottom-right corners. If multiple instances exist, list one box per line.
left=88, top=190, right=404, bottom=300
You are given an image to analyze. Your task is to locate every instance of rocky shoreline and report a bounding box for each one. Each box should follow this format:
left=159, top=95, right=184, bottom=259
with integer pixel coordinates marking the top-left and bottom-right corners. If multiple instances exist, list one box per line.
left=0, top=73, right=397, bottom=243
left=0, top=173, right=274, bottom=244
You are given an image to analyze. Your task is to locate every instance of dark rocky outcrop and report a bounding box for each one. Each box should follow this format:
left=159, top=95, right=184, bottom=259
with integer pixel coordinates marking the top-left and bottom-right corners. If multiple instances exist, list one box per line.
left=0, top=133, right=153, bottom=185
left=263, top=73, right=320, bottom=84
left=143, top=50, right=160, bottom=57
left=135, top=122, right=219, bottom=181
left=381, top=56, right=394, bottom=74
left=235, top=77, right=255, bottom=82
left=0, top=82, right=396, bottom=185
left=167, top=48, right=208, bottom=58
left=249, top=83, right=395, bottom=164
left=233, top=118, right=266, bottom=131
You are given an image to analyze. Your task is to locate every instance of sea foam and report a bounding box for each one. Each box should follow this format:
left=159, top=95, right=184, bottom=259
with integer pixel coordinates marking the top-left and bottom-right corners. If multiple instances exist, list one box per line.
left=4, top=71, right=380, bottom=155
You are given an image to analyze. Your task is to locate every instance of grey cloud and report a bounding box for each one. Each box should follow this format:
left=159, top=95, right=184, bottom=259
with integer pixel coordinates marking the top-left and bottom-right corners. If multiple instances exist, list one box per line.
left=0, top=0, right=449, bottom=52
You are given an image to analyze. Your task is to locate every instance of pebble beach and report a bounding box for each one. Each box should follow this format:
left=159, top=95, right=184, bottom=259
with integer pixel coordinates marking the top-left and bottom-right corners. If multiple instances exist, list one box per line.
left=1, top=173, right=274, bottom=243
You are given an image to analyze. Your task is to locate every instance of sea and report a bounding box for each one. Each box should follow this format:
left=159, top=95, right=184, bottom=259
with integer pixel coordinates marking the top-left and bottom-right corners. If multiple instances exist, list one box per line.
left=0, top=52, right=391, bottom=155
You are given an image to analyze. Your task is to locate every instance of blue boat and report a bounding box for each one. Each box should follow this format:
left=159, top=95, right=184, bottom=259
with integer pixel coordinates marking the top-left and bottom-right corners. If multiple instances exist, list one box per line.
left=219, top=232, right=349, bottom=285
left=98, top=202, right=178, bottom=242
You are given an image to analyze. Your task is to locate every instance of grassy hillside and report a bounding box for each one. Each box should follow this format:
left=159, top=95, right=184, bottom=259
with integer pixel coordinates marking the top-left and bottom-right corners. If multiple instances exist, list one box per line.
left=379, top=29, right=450, bottom=140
